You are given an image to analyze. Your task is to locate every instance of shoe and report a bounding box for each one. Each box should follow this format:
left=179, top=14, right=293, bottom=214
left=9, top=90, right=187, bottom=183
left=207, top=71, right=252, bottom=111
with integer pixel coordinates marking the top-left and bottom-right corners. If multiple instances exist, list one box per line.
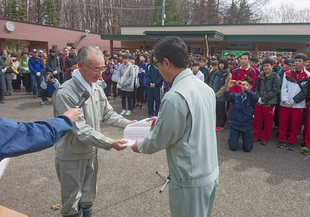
left=13, top=90, right=17, bottom=92
left=300, top=141, right=305, bottom=148
left=26, top=92, right=31, bottom=95
left=33, top=95, right=37, bottom=98
left=216, top=126, right=224, bottom=131
left=120, top=109, right=126, bottom=115
left=7, top=93, right=12, bottom=96
left=108, top=96, right=112, bottom=99
left=17, top=89, right=21, bottom=92
left=40, top=100, right=50, bottom=105
left=0, top=101, right=4, bottom=104
left=286, top=142, right=295, bottom=151
left=260, top=140, right=267, bottom=145
left=125, top=110, right=131, bottom=116
left=276, top=142, right=286, bottom=149
left=253, top=138, right=260, bottom=143
left=301, top=147, right=310, bottom=155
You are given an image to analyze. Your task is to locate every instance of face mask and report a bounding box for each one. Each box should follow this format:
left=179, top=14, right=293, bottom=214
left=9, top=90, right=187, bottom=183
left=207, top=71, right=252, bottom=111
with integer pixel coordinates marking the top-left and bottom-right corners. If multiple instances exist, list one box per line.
left=12, top=57, right=17, bottom=60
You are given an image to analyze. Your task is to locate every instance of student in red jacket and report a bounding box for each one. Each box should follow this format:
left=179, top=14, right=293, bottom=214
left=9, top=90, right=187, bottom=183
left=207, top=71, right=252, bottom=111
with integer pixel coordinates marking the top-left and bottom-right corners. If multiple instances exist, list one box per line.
left=231, top=52, right=257, bottom=93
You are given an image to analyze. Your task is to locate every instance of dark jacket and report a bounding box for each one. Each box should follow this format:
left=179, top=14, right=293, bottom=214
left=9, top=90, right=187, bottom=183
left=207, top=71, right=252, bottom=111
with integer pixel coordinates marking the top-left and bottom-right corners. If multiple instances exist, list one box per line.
left=28, top=56, right=45, bottom=75
left=199, top=66, right=209, bottom=83
left=255, top=71, right=281, bottom=106
left=293, top=77, right=310, bottom=103
left=138, top=63, right=147, bottom=87
left=224, top=89, right=258, bottom=126
left=64, top=54, right=78, bottom=72
left=46, top=55, right=60, bottom=73
left=145, top=63, right=163, bottom=88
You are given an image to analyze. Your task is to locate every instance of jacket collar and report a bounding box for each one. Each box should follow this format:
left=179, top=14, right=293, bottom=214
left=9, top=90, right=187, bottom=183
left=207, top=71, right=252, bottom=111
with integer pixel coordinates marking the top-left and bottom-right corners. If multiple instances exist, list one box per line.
left=171, top=68, right=193, bottom=87
left=72, top=68, right=97, bottom=96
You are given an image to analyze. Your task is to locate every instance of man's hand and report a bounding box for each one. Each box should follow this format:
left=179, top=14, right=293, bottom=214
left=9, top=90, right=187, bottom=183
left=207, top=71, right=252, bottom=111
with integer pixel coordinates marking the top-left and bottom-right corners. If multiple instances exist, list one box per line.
left=131, top=140, right=142, bottom=153
left=112, top=140, right=127, bottom=151
left=63, top=108, right=82, bottom=122
left=36, top=72, right=41, bottom=77
left=129, top=120, right=138, bottom=124
left=147, top=116, right=157, bottom=128
left=258, top=97, right=265, bottom=105
left=285, top=100, right=295, bottom=107
left=150, top=83, right=155, bottom=88
left=53, top=70, right=58, bottom=75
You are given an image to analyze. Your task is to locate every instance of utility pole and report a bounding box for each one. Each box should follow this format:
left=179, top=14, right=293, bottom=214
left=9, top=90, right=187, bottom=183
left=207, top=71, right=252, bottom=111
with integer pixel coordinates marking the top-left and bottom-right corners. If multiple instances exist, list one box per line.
left=161, top=0, right=166, bottom=26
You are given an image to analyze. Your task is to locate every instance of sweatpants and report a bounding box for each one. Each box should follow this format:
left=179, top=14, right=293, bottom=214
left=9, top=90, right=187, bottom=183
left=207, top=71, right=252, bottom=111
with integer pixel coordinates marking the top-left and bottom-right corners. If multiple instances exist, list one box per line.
left=169, top=178, right=219, bottom=217
left=216, top=101, right=227, bottom=127
left=305, top=105, right=310, bottom=148
left=146, top=86, right=161, bottom=116
left=121, top=90, right=133, bottom=110
left=279, top=106, right=304, bottom=144
left=55, top=157, right=98, bottom=217
left=22, top=73, right=32, bottom=92
left=253, top=105, right=276, bottom=141
left=229, top=124, right=253, bottom=152
left=136, top=86, right=145, bottom=103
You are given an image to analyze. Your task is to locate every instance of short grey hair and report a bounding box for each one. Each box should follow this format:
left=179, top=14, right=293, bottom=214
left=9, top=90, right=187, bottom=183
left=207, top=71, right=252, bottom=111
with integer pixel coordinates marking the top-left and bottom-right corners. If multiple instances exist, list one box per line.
left=77, top=46, right=103, bottom=64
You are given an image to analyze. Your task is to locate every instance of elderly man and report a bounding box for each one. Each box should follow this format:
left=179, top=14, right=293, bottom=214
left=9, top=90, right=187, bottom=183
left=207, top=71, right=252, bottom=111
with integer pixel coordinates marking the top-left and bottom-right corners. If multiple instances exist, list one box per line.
left=53, top=46, right=134, bottom=217
left=132, top=36, right=219, bottom=217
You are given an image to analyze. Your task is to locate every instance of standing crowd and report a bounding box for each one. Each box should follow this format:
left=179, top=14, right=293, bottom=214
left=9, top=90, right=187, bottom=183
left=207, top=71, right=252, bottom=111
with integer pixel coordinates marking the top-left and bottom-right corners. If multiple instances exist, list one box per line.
left=1, top=47, right=310, bottom=155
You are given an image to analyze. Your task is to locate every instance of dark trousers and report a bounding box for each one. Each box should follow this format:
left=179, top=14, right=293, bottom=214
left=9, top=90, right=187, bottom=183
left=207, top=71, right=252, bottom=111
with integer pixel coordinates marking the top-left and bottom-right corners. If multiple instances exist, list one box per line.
left=228, top=124, right=253, bottom=152
left=104, top=79, right=111, bottom=97
left=39, top=89, right=51, bottom=102
left=146, top=86, right=161, bottom=116
left=121, top=91, right=133, bottom=110
left=216, top=101, right=227, bottom=127
left=0, top=73, right=4, bottom=101
left=137, top=86, right=145, bottom=103
left=132, top=86, right=137, bottom=107
left=112, top=81, right=117, bottom=98
left=22, top=73, right=32, bottom=92
left=12, top=74, right=22, bottom=90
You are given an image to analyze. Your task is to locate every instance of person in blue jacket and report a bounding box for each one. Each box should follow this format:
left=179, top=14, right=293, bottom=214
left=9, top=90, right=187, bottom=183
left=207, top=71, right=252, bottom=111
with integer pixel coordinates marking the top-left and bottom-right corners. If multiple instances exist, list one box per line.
left=136, top=54, right=147, bottom=109
left=146, top=56, right=163, bottom=117
left=28, top=49, right=45, bottom=98
left=224, top=77, right=258, bottom=152
left=0, top=108, right=81, bottom=161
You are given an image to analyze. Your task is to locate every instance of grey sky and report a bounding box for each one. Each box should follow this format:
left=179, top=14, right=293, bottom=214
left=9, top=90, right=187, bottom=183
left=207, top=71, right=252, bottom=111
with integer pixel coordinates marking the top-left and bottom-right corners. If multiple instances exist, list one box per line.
left=268, top=0, right=310, bottom=10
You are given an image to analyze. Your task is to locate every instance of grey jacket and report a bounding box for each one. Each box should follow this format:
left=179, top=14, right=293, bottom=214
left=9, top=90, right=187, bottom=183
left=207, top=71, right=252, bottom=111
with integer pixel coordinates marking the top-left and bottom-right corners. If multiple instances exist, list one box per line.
left=53, top=77, right=130, bottom=160
left=117, top=63, right=134, bottom=92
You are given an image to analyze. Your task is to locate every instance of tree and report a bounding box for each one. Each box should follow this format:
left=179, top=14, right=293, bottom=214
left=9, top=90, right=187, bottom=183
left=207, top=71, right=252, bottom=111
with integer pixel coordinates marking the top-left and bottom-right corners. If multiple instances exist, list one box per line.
left=2, top=0, right=27, bottom=21
left=223, top=0, right=239, bottom=24
left=42, top=0, right=59, bottom=26
left=206, top=0, right=221, bottom=24
left=153, top=0, right=184, bottom=25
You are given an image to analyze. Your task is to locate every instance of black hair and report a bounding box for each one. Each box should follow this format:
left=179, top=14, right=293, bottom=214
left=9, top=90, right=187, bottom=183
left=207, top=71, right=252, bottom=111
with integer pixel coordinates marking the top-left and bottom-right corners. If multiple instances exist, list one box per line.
left=211, top=60, right=219, bottom=66
left=284, top=58, right=290, bottom=65
left=192, top=62, right=199, bottom=67
left=262, top=58, right=274, bottom=66
left=198, top=57, right=206, bottom=62
left=240, top=52, right=251, bottom=60
left=129, top=55, right=135, bottom=60
left=122, top=54, right=129, bottom=59
left=295, top=53, right=307, bottom=61
left=276, top=53, right=283, bottom=57
left=241, top=77, right=253, bottom=86
left=250, top=56, right=259, bottom=63
left=219, top=58, right=228, bottom=70
left=152, top=36, right=189, bottom=68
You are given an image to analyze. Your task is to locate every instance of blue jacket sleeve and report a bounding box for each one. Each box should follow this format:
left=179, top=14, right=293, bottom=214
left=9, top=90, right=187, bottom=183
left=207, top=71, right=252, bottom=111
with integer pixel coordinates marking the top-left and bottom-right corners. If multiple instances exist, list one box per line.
left=28, top=58, right=37, bottom=74
left=145, top=64, right=151, bottom=86
left=0, top=115, right=73, bottom=161
left=224, top=91, right=235, bottom=103
left=246, top=89, right=259, bottom=108
left=155, top=71, right=163, bottom=86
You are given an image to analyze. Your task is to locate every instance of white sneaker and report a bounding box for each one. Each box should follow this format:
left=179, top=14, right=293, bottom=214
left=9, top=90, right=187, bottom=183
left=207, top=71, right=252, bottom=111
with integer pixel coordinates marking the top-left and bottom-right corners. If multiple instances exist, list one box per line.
left=120, top=109, right=126, bottom=115
left=125, top=110, right=131, bottom=116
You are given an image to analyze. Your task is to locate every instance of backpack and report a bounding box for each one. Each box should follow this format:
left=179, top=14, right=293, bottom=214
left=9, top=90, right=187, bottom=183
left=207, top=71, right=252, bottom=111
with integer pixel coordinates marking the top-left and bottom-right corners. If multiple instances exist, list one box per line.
left=235, top=68, right=255, bottom=79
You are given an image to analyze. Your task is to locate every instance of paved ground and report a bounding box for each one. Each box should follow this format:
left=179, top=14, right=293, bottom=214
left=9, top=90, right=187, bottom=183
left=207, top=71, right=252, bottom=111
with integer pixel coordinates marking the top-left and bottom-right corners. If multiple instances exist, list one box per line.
left=0, top=91, right=310, bottom=217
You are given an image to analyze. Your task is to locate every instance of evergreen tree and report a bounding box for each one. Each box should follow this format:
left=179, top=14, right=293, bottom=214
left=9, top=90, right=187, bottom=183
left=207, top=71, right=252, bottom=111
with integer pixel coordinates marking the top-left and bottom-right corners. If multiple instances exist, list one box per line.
left=5, top=0, right=27, bottom=21
left=223, top=0, right=239, bottom=24
left=42, top=0, right=59, bottom=26
left=153, top=0, right=184, bottom=25
left=206, top=0, right=220, bottom=24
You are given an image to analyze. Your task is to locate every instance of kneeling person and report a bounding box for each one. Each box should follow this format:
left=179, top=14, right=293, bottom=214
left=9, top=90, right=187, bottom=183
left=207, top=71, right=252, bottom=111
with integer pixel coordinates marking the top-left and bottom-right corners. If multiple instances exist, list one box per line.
left=39, top=72, right=60, bottom=105
left=225, top=77, right=258, bottom=152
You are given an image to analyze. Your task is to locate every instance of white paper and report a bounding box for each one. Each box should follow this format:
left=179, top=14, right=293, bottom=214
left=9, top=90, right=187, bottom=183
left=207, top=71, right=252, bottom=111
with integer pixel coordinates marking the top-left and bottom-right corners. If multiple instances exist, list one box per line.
left=0, top=158, right=10, bottom=179
left=123, top=118, right=152, bottom=146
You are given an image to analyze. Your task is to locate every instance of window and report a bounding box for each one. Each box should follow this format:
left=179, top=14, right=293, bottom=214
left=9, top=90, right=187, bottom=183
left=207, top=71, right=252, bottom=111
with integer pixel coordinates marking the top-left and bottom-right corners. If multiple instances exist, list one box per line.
left=228, top=43, right=251, bottom=49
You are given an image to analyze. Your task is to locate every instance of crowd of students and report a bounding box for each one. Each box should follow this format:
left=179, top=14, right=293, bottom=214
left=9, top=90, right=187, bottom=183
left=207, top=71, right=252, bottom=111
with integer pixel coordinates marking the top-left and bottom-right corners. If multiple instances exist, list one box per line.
left=2, top=47, right=310, bottom=155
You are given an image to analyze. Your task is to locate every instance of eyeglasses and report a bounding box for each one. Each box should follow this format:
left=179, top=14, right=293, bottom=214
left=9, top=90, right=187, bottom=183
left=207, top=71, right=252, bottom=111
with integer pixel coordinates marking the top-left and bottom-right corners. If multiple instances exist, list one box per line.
left=153, top=60, right=160, bottom=69
left=82, top=62, right=106, bottom=73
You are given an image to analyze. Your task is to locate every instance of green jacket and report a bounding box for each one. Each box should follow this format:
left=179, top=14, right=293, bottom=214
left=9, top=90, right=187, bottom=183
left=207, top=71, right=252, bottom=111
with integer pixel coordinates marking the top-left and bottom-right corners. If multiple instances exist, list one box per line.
left=138, top=69, right=219, bottom=187
left=53, top=76, right=130, bottom=160
left=19, top=57, right=30, bottom=73
left=255, top=71, right=281, bottom=106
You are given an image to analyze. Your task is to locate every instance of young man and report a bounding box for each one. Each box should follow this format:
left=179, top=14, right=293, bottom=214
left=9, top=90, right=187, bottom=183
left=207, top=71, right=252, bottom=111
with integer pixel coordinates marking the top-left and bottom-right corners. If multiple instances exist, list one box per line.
left=192, top=62, right=204, bottom=82
left=198, top=57, right=209, bottom=83
left=277, top=53, right=310, bottom=151
left=250, top=56, right=260, bottom=75
left=129, top=55, right=139, bottom=108
left=231, top=52, right=257, bottom=93
left=253, top=58, right=281, bottom=145
left=225, top=77, right=258, bottom=152
left=145, top=56, right=163, bottom=117
left=117, top=54, right=134, bottom=116
left=293, top=78, right=310, bottom=154
left=210, top=58, right=232, bottom=131
left=131, top=36, right=219, bottom=217
left=46, top=49, right=60, bottom=79
left=111, top=56, right=120, bottom=100
left=206, top=60, right=218, bottom=85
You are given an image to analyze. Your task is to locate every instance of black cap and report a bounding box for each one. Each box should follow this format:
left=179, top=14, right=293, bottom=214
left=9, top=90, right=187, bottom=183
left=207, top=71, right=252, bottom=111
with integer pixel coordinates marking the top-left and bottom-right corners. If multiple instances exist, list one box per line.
left=49, top=49, right=56, bottom=54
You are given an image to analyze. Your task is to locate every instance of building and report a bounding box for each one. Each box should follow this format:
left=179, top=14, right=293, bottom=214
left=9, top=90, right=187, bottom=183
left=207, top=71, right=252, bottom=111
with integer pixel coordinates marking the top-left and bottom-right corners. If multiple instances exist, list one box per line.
left=101, top=23, right=310, bottom=58
left=0, top=18, right=120, bottom=54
